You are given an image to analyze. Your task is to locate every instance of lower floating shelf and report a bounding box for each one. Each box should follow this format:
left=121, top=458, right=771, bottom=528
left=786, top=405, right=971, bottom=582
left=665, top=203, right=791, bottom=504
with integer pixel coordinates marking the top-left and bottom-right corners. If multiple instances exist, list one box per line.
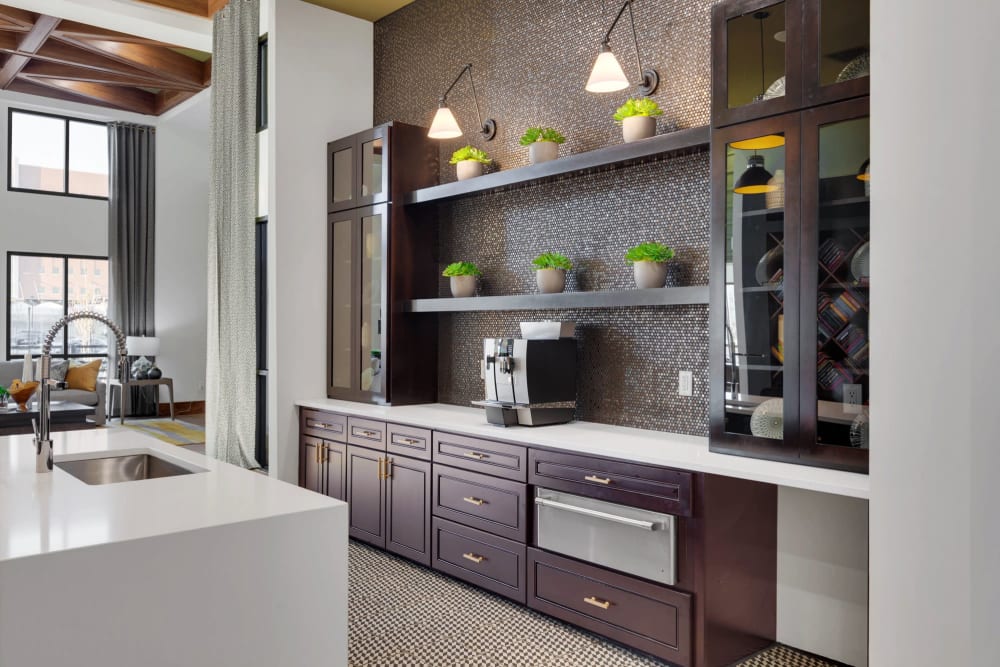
left=404, top=286, right=709, bottom=313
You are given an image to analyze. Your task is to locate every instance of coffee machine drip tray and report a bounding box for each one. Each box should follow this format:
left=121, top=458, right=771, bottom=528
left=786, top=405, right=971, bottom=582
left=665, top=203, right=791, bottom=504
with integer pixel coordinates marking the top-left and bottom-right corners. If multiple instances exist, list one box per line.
left=472, top=400, right=576, bottom=427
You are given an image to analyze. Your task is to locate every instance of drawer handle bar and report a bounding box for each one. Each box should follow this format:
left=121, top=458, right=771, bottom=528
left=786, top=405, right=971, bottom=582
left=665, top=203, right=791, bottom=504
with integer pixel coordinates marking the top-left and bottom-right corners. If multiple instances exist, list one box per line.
left=464, top=451, right=488, bottom=460
left=584, top=596, right=611, bottom=610
left=358, top=429, right=379, bottom=438
left=462, top=553, right=485, bottom=564
left=462, top=496, right=485, bottom=506
left=534, top=497, right=657, bottom=531
left=309, top=420, right=339, bottom=431
left=397, top=437, right=422, bottom=446
left=584, top=475, right=612, bottom=485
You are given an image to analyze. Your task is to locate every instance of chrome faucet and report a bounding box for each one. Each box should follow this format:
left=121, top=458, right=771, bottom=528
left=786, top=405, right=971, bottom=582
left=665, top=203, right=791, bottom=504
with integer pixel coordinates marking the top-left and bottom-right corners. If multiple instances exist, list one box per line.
left=34, top=311, right=128, bottom=472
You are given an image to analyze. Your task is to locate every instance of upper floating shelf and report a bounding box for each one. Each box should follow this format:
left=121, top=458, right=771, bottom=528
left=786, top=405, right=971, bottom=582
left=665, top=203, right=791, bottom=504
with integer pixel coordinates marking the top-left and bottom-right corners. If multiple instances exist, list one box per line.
left=403, top=126, right=711, bottom=206
left=404, top=286, right=710, bottom=313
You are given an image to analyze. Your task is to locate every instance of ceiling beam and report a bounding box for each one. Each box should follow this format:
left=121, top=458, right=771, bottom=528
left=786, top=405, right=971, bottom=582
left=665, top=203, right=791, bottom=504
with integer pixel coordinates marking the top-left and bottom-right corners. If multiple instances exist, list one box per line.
left=53, top=20, right=168, bottom=46
left=27, top=39, right=199, bottom=87
left=0, top=6, right=35, bottom=28
left=155, top=87, right=197, bottom=114
left=20, top=59, right=203, bottom=91
left=0, top=14, right=59, bottom=88
left=135, top=0, right=211, bottom=18
left=7, top=76, right=118, bottom=110
left=53, top=36, right=203, bottom=86
left=22, top=76, right=158, bottom=114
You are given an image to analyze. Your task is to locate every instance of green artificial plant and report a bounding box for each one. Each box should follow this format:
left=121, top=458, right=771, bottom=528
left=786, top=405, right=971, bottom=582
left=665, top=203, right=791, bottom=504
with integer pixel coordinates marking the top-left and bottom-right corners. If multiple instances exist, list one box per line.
left=532, top=252, right=573, bottom=271
left=449, top=146, right=492, bottom=165
left=613, top=98, right=664, bottom=123
left=519, top=127, right=566, bottom=146
left=442, top=261, right=482, bottom=277
left=625, top=242, right=675, bottom=264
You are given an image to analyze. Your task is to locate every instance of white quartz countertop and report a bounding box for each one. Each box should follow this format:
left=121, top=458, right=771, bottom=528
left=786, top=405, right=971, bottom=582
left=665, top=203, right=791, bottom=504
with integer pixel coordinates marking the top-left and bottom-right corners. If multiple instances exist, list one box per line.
left=297, top=399, right=870, bottom=500
left=0, top=428, right=344, bottom=562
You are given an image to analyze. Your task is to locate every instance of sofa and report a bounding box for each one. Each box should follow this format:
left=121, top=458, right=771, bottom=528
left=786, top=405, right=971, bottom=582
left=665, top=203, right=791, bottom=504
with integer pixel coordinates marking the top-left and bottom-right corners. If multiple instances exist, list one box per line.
left=0, top=359, right=107, bottom=426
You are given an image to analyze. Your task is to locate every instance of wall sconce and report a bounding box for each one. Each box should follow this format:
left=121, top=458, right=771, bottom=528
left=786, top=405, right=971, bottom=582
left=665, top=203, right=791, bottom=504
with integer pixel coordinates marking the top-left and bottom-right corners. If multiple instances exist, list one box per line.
left=428, top=63, right=496, bottom=141
left=585, top=0, right=659, bottom=96
left=856, top=159, right=870, bottom=181
left=734, top=154, right=778, bottom=194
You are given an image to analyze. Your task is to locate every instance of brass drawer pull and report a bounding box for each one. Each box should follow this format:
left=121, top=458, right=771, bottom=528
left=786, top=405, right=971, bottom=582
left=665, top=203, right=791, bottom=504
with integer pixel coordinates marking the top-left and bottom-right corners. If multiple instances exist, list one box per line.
left=462, top=553, right=484, bottom=564
left=462, top=496, right=485, bottom=506
left=584, top=596, right=611, bottom=610
left=321, top=444, right=328, bottom=463
left=464, top=451, right=488, bottom=460
left=309, top=420, right=339, bottom=431
left=358, top=429, right=379, bottom=439
left=397, top=437, right=422, bottom=446
left=584, top=474, right=612, bottom=485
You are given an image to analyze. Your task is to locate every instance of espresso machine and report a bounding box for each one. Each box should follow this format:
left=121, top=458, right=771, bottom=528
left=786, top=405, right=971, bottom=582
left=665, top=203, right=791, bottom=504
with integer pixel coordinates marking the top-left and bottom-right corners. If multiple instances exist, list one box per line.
left=474, top=336, right=577, bottom=427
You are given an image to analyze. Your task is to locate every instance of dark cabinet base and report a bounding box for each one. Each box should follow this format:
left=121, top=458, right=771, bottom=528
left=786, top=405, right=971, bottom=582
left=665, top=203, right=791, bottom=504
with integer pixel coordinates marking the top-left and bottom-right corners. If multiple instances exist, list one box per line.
left=431, top=517, right=527, bottom=604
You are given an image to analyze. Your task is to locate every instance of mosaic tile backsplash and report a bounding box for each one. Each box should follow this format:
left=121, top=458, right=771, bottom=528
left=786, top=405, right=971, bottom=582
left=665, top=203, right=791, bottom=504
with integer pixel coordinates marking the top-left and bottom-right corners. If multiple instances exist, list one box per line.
left=375, top=0, right=715, bottom=435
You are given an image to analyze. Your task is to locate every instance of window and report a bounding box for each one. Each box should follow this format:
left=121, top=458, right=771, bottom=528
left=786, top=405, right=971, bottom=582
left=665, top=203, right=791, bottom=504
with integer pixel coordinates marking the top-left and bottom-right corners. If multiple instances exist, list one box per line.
left=8, top=109, right=109, bottom=199
left=6, top=252, right=111, bottom=362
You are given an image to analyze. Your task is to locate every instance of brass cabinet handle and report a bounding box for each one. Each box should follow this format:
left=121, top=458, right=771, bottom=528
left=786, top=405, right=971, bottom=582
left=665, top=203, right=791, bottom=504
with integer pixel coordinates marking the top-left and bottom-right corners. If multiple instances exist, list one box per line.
left=462, top=496, right=485, bottom=506
left=384, top=457, right=392, bottom=480
left=584, top=474, right=612, bottom=485
left=309, top=420, right=339, bottom=432
left=323, top=444, right=330, bottom=464
left=377, top=457, right=384, bottom=480
left=314, top=444, right=320, bottom=464
left=464, top=451, right=487, bottom=460
left=584, top=596, right=611, bottom=610
left=462, top=553, right=484, bottom=564
left=397, top=437, right=422, bottom=446
left=358, top=429, right=379, bottom=438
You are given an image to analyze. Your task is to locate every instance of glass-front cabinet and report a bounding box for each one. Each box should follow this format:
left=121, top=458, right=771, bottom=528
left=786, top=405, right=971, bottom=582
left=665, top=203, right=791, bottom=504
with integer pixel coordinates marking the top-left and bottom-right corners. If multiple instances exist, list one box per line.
left=327, top=125, right=389, bottom=213
left=328, top=204, right=389, bottom=403
left=711, top=98, right=869, bottom=473
left=713, top=0, right=869, bottom=127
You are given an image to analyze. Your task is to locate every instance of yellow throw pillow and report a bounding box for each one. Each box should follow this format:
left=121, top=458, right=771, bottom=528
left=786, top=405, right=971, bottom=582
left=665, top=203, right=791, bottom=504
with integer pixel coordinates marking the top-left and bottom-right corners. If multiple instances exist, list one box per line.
left=65, top=359, right=103, bottom=392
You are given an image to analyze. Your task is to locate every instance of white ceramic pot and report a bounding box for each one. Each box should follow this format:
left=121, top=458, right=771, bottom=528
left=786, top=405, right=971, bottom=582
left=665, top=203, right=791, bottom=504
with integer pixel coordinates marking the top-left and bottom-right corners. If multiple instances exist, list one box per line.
left=622, top=115, right=656, bottom=143
left=632, top=260, right=668, bottom=289
left=536, top=268, right=567, bottom=294
left=528, top=141, right=559, bottom=165
left=456, top=160, right=483, bottom=180
left=449, top=274, right=477, bottom=298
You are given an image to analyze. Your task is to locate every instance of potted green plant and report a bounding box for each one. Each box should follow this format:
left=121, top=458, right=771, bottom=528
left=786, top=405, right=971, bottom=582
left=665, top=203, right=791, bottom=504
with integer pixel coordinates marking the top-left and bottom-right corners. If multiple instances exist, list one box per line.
left=0, top=385, right=8, bottom=408
left=442, top=261, right=482, bottom=298
left=625, top=241, right=675, bottom=288
left=613, top=98, right=663, bottom=143
left=532, top=252, right=573, bottom=294
left=450, top=145, right=491, bottom=181
left=520, top=127, right=566, bottom=165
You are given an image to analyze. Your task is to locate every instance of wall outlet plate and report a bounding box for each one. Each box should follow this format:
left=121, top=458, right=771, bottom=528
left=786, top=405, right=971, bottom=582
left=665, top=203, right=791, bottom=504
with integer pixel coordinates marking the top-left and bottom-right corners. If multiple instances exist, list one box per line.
left=843, top=383, right=862, bottom=413
left=678, top=371, right=693, bottom=397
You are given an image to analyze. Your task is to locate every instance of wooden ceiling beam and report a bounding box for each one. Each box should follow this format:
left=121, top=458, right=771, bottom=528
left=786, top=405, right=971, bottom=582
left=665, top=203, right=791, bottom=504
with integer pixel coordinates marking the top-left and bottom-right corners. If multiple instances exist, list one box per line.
left=134, top=0, right=211, bottom=18
left=6, top=77, right=118, bottom=110
left=53, top=36, right=203, bottom=86
left=0, top=14, right=60, bottom=89
left=155, top=88, right=197, bottom=114
left=20, top=60, right=203, bottom=92
left=53, top=21, right=168, bottom=46
left=0, top=6, right=35, bottom=28
left=22, top=76, right=158, bottom=115
left=29, top=39, right=197, bottom=87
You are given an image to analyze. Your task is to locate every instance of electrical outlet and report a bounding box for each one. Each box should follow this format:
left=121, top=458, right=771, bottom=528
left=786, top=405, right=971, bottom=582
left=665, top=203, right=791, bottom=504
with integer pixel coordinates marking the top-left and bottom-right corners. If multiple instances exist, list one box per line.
left=678, top=371, right=693, bottom=397
left=843, top=383, right=862, bottom=413
left=480, top=359, right=485, bottom=380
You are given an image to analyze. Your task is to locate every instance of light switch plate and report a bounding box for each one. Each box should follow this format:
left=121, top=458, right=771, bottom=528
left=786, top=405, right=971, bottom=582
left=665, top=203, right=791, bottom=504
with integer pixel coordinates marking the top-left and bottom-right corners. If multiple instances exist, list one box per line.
left=843, top=383, right=862, bottom=413
left=678, top=371, right=693, bottom=397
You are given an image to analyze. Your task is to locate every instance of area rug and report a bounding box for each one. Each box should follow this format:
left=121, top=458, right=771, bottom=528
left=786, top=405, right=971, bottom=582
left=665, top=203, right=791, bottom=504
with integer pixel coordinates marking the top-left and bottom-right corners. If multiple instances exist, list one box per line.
left=120, top=419, right=205, bottom=446
left=348, top=541, right=839, bottom=667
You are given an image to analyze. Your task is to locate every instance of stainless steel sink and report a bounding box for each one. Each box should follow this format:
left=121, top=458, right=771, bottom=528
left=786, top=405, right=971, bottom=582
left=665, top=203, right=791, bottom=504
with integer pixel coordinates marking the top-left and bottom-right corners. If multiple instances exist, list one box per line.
left=56, top=452, right=204, bottom=485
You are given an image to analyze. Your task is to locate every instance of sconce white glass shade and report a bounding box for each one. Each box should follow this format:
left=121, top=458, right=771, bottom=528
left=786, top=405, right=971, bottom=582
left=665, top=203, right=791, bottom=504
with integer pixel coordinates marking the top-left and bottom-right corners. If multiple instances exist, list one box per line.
left=428, top=106, right=463, bottom=139
left=126, top=336, right=160, bottom=356
left=585, top=50, right=629, bottom=93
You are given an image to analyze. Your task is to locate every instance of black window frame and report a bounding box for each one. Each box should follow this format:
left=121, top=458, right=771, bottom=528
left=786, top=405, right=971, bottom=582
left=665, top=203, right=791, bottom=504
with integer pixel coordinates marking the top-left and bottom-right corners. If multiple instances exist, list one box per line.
left=7, top=108, right=110, bottom=200
left=5, top=251, right=111, bottom=362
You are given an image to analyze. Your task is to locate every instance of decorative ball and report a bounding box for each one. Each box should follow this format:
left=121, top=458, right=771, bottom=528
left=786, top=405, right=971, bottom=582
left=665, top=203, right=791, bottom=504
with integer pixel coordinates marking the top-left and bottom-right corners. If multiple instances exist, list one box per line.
left=146, top=367, right=162, bottom=380
left=749, top=398, right=784, bottom=440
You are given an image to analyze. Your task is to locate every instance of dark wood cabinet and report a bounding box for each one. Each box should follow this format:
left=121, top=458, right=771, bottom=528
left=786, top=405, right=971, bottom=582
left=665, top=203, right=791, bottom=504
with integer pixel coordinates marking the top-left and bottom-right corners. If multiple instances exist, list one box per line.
left=300, top=436, right=347, bottom=500
left=431, top=431, right=527, bottom=482
left=433, top=464, right=528, bottom=542
left=710, top=97, right=869, bottom=472
left=385, top=454, right=432, bottom=565
left=326, top=122, right=439, bottom=406
left=712, top=0, right=869, bottom=128
left=346, top=444, right=385, bottom=547
left=432, top=517, right=527, bottom=603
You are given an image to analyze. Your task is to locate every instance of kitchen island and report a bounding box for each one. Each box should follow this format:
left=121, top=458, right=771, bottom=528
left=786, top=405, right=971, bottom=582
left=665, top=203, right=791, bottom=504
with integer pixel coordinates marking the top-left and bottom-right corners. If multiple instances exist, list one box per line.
left=0, top=428, right=347, bottom=667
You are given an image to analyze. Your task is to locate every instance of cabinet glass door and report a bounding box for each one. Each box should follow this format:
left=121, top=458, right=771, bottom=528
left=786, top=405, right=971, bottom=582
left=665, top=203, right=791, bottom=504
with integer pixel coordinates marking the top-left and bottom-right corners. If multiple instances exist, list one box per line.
left=329, top=139, right=355, bottom=211
left=804, top=0, right=870, bottom=105
left=360, top=207, right=387, bottom=398
left=801, top=101, right=869, bottom=470
left=361, top=136, right=385, bottom=200
left=329, top=215, right=354, bottom=391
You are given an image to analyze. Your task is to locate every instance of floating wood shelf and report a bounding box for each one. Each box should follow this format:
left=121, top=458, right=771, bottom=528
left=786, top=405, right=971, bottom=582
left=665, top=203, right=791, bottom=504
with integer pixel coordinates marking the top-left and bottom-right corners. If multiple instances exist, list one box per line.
left=404, top=286, right=710, bottom=313
left=403, top=126, right=711, bottom=206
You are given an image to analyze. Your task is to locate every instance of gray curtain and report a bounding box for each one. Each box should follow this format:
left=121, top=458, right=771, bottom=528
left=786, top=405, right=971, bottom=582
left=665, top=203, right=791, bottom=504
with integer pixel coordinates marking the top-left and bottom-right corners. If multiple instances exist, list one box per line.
left=206, top=0, right=259, bottom=468
left=108, top=122, right=156, bottom=417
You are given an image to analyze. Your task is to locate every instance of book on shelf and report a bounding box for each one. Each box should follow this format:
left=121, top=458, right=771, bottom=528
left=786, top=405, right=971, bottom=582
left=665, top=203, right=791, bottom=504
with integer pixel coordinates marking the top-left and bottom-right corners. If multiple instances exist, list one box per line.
left=818, top=238, right=847, bottom=273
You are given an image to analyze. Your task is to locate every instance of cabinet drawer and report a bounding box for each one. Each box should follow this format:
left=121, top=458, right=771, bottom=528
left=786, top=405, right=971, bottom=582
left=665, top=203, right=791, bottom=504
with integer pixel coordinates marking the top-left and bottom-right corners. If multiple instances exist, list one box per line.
left=433, top=432, right=527, bottom=482
left=347, top=417, right=386, bottom=450
left=433, top=465, right=527, bottom=542
left=527, top=548, right=691, bottom=666
left=301, top=409, right=347, bottom=442
left=529, top=449, right=692, bottom=517
left=387, top=423, right=431, bottom=460
left=432, top=517, right=526, bottom=604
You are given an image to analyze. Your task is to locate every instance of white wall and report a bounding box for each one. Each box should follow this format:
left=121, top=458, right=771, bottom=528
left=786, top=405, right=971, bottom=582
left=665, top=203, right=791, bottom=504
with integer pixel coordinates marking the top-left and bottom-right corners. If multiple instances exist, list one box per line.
left=0, top=89, right=210, bottom=402
left=870, top=0, right=1000, bottom=665
left=155, top=91, right=211, bottom=403
left=266, top=0, right=373, bottom=480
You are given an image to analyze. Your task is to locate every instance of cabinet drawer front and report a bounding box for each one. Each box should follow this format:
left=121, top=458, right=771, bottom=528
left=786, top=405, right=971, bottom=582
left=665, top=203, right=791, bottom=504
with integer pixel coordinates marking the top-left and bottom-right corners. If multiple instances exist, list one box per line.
left=348, top=417, right=387, bottom=450
left=433, top=432, right=526, bottom=482
left=387, top=423, right=432, bottom=460
left=301, top=409, right=347, bottom=442
left=529, top=449, right=692, bottom=517
left=432, top=518, right=526, bottom=603
left=433, top=465, right=527, bottom=542
left=527, top=548, right=691, bottom=666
